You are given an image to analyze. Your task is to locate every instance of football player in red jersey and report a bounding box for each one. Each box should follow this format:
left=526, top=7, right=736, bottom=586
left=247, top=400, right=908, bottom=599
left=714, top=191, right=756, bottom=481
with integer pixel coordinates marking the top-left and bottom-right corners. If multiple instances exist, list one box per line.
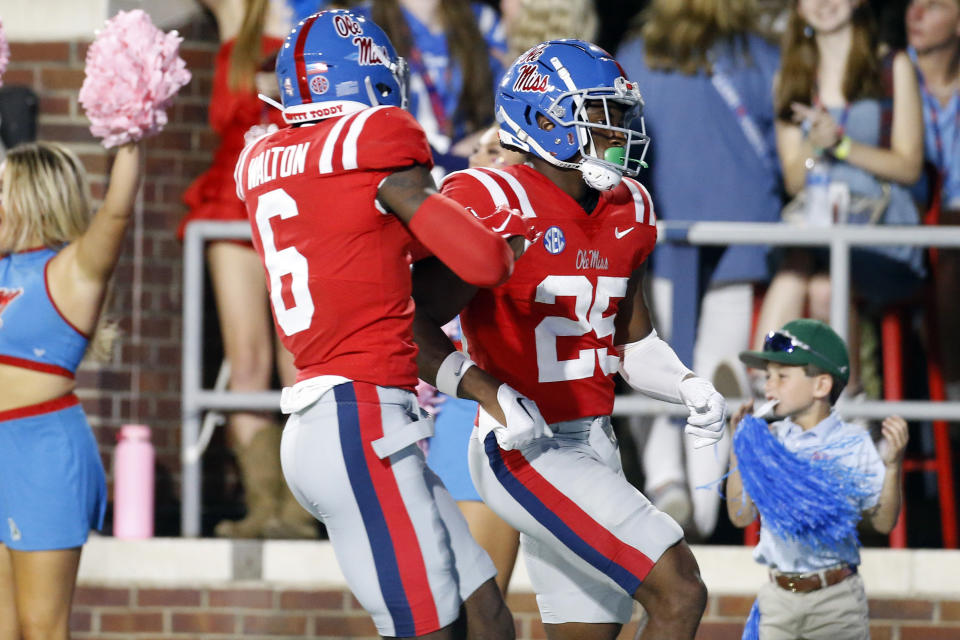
left=412, top=40, right=728, bottom=640
left=233, top=10, right=543, bottom=639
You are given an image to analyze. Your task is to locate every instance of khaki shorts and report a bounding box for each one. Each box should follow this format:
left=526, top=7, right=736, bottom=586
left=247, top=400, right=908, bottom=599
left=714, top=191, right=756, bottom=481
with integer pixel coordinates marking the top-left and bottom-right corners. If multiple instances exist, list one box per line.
left=757, top=572, right=869, bottom=639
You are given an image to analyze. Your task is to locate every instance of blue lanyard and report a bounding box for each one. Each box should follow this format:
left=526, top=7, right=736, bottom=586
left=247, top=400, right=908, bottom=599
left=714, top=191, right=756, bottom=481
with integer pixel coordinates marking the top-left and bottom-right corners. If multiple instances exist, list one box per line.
left=709, top=54, right=776, bottom=171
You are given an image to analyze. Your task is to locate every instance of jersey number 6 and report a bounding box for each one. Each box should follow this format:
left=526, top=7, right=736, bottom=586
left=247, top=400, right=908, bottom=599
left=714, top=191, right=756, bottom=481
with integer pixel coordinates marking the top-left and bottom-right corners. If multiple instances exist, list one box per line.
left=534, top=275, right=628, bottom=383
left=254, top=188, right=315, bottom=336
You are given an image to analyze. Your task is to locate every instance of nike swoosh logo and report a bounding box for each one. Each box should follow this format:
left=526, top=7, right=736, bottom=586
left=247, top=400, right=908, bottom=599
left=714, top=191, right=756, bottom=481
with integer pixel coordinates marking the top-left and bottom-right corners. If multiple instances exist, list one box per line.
left=614, top=227, right=635, bottom=239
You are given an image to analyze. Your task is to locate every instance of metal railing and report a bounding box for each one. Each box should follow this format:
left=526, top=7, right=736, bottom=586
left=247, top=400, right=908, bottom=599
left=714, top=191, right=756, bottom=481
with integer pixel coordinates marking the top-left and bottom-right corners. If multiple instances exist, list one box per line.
left=181, top=220, right=960, bottom=537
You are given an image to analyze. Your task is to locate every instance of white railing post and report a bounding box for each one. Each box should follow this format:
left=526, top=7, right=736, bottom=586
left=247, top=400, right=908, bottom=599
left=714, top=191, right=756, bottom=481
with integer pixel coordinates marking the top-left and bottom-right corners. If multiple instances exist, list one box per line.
left=830, top=234, right=852, bottom=344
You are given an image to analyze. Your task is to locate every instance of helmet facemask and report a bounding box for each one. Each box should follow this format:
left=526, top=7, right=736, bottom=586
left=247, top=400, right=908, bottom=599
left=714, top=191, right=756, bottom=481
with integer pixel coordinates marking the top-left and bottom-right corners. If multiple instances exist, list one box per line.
left=551, top=75, right=649, bottom=190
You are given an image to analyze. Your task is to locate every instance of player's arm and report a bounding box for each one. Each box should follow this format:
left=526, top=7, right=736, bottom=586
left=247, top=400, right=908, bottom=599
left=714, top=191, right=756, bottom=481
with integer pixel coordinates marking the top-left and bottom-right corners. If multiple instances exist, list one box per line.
left=725, top=401, right=759, bottom=527
left=411, top=257, right=505, bottom=420
left=411, top=257, right=551, bottom=450
left=613, top=263, right=728, bottom=449
left=378, top=164, right=514, bottom=287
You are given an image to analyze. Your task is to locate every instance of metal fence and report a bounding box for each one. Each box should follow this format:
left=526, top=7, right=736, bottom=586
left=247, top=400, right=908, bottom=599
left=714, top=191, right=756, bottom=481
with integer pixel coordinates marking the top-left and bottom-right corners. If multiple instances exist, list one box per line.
left=181, top=220, right=960, bottom=537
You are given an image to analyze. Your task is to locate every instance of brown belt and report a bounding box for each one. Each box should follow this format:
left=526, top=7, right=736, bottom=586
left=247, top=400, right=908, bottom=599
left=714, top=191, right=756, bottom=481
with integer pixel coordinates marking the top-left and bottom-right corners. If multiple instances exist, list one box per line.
left=770, top=565, right=855, bottom=593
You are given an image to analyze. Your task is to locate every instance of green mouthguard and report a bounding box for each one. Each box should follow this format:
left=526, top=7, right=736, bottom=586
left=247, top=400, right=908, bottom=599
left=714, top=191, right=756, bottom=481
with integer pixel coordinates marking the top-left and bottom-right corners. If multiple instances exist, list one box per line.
left=604, top=147, right=625, bottom=165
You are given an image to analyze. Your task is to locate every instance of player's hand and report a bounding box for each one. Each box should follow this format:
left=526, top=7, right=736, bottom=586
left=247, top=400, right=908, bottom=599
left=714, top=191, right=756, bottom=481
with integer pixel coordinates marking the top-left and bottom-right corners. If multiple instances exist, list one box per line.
left=478, top=384, right=553, bottom=450
left=678, top=376, right=728, bottom=449
left=878, top=415, right=908, bottom=467
left=469, top=205, right=538, bottom=244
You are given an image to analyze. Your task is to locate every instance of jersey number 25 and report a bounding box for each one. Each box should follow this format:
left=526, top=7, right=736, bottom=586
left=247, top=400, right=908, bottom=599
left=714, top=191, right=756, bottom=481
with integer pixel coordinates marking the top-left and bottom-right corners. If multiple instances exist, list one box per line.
left=534, top=275, right=628, bottom=383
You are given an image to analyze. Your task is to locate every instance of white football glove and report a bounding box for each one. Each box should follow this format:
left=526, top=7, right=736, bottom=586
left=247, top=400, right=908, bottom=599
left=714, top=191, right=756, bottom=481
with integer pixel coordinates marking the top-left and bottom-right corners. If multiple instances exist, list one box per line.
left=477, top=384, right=554, bottom=451
left=678, top=376, right=728, bottom=449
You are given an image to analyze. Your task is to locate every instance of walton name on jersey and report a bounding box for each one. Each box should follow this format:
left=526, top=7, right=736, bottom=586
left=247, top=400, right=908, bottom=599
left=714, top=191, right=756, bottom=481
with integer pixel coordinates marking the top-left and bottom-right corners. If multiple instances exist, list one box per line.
left=246, top=142, right=311, bottom=190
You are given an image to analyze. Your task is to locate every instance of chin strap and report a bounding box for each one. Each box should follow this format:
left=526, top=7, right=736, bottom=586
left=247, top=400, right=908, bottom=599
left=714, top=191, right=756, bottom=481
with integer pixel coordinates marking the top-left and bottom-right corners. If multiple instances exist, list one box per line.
left=580, top=157, right=622, bottom=191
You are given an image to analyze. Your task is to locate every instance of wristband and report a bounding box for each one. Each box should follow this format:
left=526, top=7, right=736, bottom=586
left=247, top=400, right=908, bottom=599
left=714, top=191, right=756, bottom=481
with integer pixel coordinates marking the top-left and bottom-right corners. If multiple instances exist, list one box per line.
left=832, top=135, right=852, bottom=161
left=435, top=351, right=476, bottom=397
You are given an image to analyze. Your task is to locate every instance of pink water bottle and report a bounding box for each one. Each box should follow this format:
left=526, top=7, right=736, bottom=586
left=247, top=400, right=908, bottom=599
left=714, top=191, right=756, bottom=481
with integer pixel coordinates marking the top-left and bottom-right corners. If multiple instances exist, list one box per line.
left=113, top=424, right=155, bottom=539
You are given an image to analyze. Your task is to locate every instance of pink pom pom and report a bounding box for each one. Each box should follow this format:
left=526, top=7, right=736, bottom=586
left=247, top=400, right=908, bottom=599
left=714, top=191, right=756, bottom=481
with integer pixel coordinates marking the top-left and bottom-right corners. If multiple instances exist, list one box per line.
left=0, top=18, right=10, bottom=88
left=79, top=10, right=192, bottom=148
left=415, top=379, right=446, bottom=415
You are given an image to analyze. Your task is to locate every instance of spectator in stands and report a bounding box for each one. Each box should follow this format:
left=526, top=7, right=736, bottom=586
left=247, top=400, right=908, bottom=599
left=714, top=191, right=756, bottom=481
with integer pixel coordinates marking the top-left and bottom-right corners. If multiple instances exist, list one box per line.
left=348, top=0, right=506, bottom=175
left=500, top=0, right=599, bottom=61
left=616, top=0, right=782, bottom=540
left=180, top=0, right=315, bottom=540
left=753, top=0, right=925, bottom=395
left=727, top=319, right=907, bottom=639
left=0, top=141, right=139, bottom=640
left=906, top=0, right=960, bottom=404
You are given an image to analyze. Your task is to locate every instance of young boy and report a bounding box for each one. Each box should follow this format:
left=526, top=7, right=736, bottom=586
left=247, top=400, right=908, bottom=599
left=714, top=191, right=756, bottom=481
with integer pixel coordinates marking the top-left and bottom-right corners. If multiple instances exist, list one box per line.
left=725, top=319, right=908, bottom=640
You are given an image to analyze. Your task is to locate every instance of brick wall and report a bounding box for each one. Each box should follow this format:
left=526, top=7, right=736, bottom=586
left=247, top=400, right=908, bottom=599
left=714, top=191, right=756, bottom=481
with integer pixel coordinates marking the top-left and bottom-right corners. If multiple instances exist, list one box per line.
left=65, top=586, right=960, bottom=639
left=6, top=12, right=228, bottom=533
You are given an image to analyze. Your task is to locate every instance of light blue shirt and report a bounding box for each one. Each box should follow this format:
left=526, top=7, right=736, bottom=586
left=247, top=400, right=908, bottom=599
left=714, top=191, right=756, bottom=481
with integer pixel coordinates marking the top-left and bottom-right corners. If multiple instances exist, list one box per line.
left=908, top=47, right=960, bottom=210
left=616, top=34, right=782, bottom=285
left=753, top=412, right=886, bottom=573
left=923, top=92, right=960, bottom=208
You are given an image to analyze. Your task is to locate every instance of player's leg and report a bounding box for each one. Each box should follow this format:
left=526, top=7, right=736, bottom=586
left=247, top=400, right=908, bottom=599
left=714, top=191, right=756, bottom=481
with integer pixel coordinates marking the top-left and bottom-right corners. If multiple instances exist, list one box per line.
left=9, top=548, right=81, bottom=640
left=207, top=241, right=283, bottom=538
left=0, top=545, right=20, bottom=640
left=521, top=534, right=623, bottom=640
left=264, top=332, right=318, bottom=539
left=427, top=396, right=521, bottom=598
left=281, top=382, right=480, bottom=638
left=424, top=467, right=513, bottom=639
left=630, top=541, right=707, bottom=639
left=470, top=418, right=686, bottom=637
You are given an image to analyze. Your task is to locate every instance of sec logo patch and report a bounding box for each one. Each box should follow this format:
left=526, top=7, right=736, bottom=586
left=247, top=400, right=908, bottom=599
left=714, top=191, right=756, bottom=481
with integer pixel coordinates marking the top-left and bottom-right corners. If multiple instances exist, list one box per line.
left=310, top=75, right=329, bottom=95
left=542, top=226, right=565, bottom=255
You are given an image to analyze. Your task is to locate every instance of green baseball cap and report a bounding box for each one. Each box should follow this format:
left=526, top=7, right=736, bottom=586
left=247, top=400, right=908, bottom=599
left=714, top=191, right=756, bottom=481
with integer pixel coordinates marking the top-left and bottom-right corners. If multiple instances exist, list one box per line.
left=739, top=319, right=850, bottom=384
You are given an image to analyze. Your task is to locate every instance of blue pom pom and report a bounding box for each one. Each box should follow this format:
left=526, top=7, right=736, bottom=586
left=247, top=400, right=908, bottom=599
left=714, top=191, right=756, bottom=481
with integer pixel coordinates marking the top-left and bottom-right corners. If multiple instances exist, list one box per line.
left=741, top=600, right=760, bottom=640
left=732, top=414, right=874, bottom=554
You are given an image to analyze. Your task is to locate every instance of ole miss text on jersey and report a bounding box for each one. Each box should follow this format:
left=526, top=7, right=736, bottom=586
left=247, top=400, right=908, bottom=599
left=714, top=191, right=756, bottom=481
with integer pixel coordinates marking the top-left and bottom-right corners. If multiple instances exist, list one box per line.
left=442, top=165, right=657, bottom=424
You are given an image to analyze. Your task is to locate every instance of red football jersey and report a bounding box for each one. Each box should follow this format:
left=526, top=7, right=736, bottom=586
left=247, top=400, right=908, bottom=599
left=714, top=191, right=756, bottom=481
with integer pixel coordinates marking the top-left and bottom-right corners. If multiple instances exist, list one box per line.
left=442, top=165, right=657, bottom=423
left=234, top=106, right=433, bottom=388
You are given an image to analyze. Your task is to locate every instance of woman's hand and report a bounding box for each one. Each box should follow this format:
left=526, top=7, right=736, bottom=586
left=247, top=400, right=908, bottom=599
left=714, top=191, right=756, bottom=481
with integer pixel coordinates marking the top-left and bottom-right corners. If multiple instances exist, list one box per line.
left=791, top=102, right=842, bottom=152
